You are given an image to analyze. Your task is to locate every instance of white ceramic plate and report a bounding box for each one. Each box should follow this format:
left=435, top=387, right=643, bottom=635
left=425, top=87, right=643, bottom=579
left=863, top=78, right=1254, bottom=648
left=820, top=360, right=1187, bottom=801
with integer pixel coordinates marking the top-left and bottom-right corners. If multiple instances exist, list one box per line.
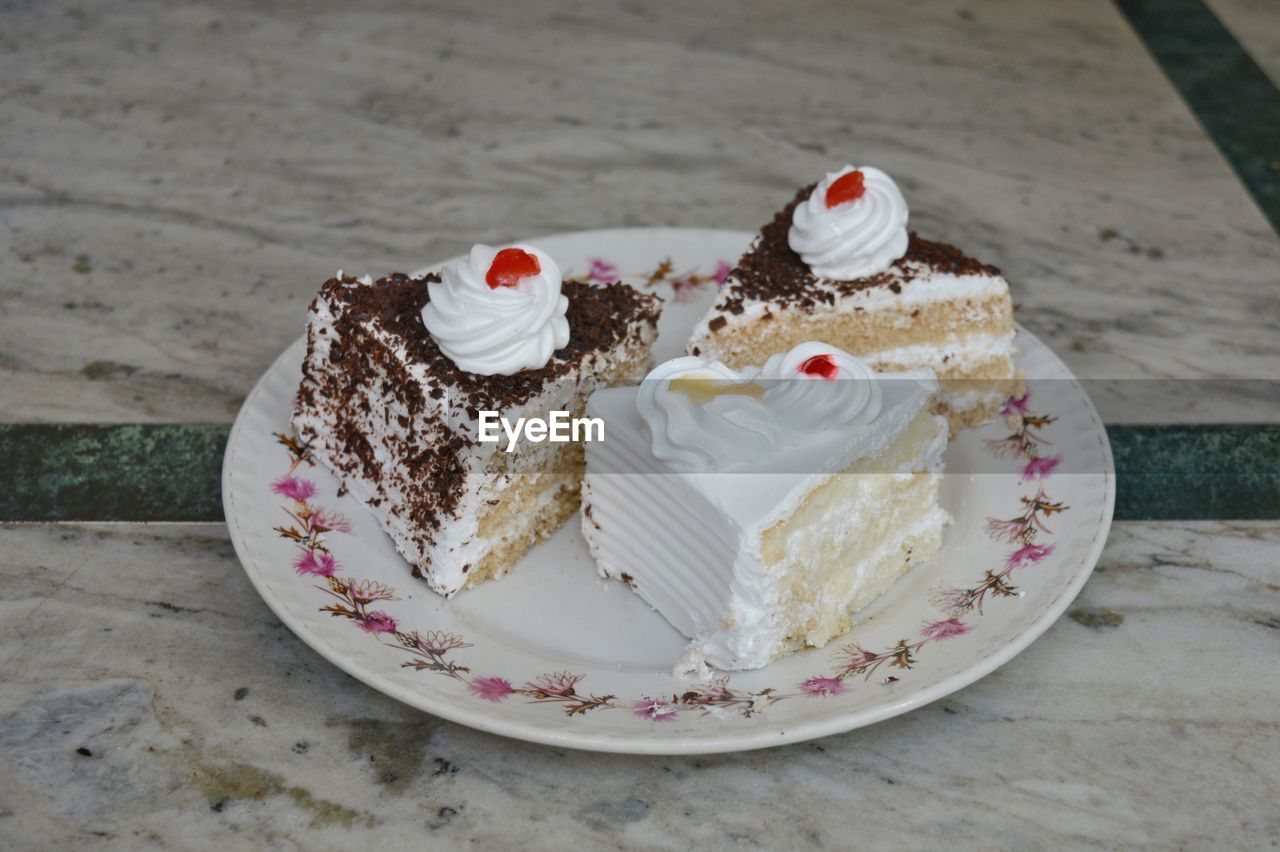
left=223, top=228, right=1114, bottom=755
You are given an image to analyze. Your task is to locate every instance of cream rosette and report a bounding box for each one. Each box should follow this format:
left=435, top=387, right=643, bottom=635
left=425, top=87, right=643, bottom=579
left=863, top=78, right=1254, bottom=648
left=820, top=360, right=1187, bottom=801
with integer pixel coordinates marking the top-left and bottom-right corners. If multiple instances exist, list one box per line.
left=756, top=341, right=884, bottom=433
left=421, top=244, right=570, bottom=376
left=787, top=165, right=909, bottom=280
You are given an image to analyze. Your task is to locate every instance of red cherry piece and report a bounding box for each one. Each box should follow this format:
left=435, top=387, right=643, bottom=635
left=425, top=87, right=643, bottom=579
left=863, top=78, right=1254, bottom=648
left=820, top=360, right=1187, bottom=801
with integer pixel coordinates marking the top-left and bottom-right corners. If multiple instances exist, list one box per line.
left=824, top=170, right=866, bottom=209
left=799, top=354, right=839, bottom=379
left=486, top=248, right=541, bottom=289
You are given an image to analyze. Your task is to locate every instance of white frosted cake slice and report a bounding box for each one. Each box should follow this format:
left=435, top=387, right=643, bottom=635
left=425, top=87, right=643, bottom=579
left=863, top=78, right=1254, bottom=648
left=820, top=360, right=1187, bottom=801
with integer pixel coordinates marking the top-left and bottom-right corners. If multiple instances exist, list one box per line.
left=581, top=342, right=949, bottom=672
left=293, top=245, right=660, bottom=596
left=688, top=165, right=1022, bottom=431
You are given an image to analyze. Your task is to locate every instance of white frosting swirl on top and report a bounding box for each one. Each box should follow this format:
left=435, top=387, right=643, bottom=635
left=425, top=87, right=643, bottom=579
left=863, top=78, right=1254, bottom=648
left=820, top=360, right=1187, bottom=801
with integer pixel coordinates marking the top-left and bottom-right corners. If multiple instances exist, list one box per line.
left=421, top=244, right=570, bottom=376
left=787, top=165, right=909, bottom=280
left=637, top=358, right=775, bottom=471
left=637, top=342, right=903, bottom=472
left=757, top=341, right=883, bottom=433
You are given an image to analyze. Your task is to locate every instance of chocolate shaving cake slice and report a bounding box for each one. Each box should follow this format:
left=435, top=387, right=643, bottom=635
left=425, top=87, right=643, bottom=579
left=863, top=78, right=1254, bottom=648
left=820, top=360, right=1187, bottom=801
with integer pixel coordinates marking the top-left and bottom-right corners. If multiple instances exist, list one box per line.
left=688, top=166, right=1022, bottom=431
left=293, top=245, right=660, bottom=596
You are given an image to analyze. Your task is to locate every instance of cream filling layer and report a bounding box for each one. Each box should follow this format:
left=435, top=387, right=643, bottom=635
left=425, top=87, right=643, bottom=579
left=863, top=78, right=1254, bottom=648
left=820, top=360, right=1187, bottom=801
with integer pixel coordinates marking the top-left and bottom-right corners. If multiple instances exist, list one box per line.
left=862, top=330, right=1016, bottom=373
left=691, top=266, right=1010, bottom=345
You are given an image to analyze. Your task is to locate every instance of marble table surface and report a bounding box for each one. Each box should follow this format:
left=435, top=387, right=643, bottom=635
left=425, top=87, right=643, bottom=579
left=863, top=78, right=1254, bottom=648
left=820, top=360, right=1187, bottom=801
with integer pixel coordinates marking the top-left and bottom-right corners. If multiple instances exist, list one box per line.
left=2, top=522, right=1277, bottom=849
left=1210, top=0, right=1280, bottom=82
left=2, top=0, right=1278, bottom=425
left=2, top=0, right=1279, bottom=848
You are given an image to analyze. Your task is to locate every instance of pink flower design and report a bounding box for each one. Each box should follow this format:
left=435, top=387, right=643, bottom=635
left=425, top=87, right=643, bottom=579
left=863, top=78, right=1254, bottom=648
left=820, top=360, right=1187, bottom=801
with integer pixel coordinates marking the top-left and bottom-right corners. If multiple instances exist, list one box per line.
left=272, top=476, right=316, bottom=503
left=1021, top=453, right=1062, bottom=481
left=671, top=277, right=703, bottom=303
left=985, top=434, right=1026, bottom=460
left=799, top=676, right=848, bottom=697
left=838, top=644, right=878, bottom=670
left=1001, top=392, right=1031, bottom=417
left=1006, top=542, right=1055, bottom=569
left=713, top=260, right=733, bottom=285
left=349, top=579, right=398, bottom=605
left=310, top=509, right=351, bottom=533
left=921, top=618, right=971, bottom=641
left=356, top=611, right=397, bottom=634
left=409, top=630, right=470, bottom=654
left=985, top=516, right=1031, bottom=543
left=528, top=671, right=583, bottom=697
left=633, top=697, right=679, bottom=722
left=469, top=676, right=514, bottom=703
left=930, top=585, right=975, bottom=615
left=586, top=258, right=619, bottom=283
left=293, top=550, right=337, bottom=577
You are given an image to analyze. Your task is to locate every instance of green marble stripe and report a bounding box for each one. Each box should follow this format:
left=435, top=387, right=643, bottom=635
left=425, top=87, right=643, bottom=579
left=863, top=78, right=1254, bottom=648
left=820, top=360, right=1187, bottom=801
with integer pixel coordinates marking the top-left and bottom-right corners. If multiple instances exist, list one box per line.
left=0, top=423, right=1278, bottom=522
left=0, top=424, right=226, bottom=523
left=1115, top=0, right=1280, bottom=233
left=1108, top=424, right=1280, bottom=520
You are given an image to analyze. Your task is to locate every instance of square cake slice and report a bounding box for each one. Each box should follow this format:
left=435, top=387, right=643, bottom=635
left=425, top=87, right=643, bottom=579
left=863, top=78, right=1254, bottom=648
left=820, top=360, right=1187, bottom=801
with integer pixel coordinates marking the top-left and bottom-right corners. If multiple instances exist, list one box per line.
left=581, top=343, right=949, bottom=672
left=293, top=250, right=660, bottom=597
left=688, top=166, right=1022, bottom=431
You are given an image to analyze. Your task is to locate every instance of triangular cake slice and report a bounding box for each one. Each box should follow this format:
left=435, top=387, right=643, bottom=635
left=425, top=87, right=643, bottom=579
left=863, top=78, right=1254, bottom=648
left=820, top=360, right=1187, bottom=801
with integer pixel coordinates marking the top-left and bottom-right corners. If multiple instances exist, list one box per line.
left=688, top=167, right=1022, bottom=431
left=582, top=343, right=950, bottom=672
left=293, top=246, right=660, bottom=596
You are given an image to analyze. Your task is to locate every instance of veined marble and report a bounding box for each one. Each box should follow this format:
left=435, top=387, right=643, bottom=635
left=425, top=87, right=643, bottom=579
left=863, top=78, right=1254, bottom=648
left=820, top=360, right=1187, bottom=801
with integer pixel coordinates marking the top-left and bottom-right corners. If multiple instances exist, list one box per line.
left=1209, top=0, right=1280, bottom=84
left=2, top=2, right=1279, bottom=843
left=0, top=0, right=1277, bottom=424
left=1, top=521, right=1277, bottom=849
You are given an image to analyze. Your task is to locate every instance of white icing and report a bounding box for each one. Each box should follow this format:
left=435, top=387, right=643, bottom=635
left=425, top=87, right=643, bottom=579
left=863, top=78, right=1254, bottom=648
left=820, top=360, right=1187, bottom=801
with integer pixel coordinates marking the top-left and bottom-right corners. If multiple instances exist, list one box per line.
left=637, top=343, right=904, bottom=473
left=867, top=330, right=1016, bottom=373
left=582, top=365, right=948, bottom=670
left=421, top=244, right=569, bottom=376
left=636, top=357, right=772, bottom=471
left=787, top=166, right=909, bottom=280
left=756, top=341, right=883, bottom=433
left=335, top=270, right=374, bottom=286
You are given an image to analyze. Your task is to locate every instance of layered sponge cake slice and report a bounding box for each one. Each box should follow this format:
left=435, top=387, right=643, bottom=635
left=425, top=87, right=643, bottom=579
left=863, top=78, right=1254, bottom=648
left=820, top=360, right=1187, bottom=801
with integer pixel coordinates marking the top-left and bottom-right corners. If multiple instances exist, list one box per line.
left=293, top=245, right=660, bottom=596
left=688, top=165, right=1021, bottom=431
left=581, top=342, right=949, bottom=672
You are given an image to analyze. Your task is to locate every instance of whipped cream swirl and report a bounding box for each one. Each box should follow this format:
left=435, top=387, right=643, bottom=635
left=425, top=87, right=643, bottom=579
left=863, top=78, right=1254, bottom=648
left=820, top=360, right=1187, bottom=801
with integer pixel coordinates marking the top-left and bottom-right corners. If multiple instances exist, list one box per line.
left=422, top=244, right=570, bottom=376
left=638, top=342, right=891, bottom=472
left=756, top=341, right=883, bottom=433
left=638, top=358, right=775, bottom=471
left=787, top=165, right=909, bottom=280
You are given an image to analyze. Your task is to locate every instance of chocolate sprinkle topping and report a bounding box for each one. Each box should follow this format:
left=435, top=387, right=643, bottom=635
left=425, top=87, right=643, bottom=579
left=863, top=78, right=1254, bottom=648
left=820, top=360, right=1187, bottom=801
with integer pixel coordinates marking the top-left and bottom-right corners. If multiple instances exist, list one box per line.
left=295, top=272, right=659, bottom=539
left=322, top=272, right=660, bottom=411
left=719, top=184, right=1001, bottom=314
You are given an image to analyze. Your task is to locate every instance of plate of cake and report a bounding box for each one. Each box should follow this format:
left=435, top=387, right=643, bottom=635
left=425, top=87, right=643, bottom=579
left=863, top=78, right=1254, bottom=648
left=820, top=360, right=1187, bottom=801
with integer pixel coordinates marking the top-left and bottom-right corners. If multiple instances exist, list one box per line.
left=223, top=166, right=1114, bottom=754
